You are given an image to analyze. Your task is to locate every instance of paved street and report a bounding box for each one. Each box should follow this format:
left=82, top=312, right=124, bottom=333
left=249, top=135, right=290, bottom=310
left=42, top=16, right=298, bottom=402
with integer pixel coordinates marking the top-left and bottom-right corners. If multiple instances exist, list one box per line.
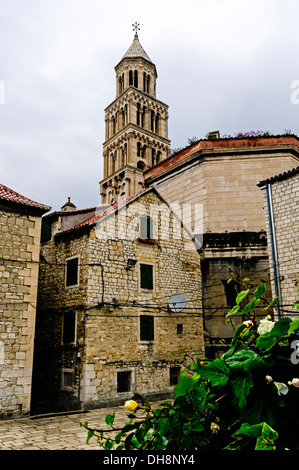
left=0, top=406, right=130, bottom=450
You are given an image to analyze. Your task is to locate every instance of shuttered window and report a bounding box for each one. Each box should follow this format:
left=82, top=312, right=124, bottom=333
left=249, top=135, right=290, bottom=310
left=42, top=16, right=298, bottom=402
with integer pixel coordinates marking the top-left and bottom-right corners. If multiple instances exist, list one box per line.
left=140, top=264, right=153, bottom=290
left=140, top=315, right=154, bottom=341
left=140, top=215, right=153, bottom=239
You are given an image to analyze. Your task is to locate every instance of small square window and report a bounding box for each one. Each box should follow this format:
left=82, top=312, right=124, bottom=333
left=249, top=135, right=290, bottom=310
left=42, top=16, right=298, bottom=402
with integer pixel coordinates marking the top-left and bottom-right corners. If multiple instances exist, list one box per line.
left=61, top=369, right=74, bottom=391
left=140, top=315, right=154, bottom=341
left=170, top=366, right=181, bottom=386
left=177, top=324, right=183, bottom=335
left=140, top=264, right=153, bottom=290
left=117, top=371, right=131, bottom=393
left=66, top=257, right=79, bottom=287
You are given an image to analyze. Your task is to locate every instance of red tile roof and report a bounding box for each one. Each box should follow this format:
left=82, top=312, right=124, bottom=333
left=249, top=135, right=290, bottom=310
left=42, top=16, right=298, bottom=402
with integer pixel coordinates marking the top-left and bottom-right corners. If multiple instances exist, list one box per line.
left=55, top=189, right=147, bottom=236
left=0, top=184, right=51, bottom=212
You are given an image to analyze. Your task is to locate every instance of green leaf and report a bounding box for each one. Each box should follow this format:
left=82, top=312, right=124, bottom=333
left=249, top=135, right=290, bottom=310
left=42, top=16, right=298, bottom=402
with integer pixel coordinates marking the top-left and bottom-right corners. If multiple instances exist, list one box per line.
left=158, top=418, right=170, bottom=437
left=236, top=289, right=250, bottom=305
left=174, top=374, right=197, bottom=398
left=240, top=298, right=260, bottom=315
left=199, top=359, right=230, bottom=387
left=255, top=333, right=277, bottom=352
left=226, top=304, right=240, bottom=317
left=243, top=277, right=250, bottom=282
left=270, top=317, right=292, bottom=337
left=253, top=283, right=266, bottom=299
left=288, top=316, right=299, bottom=334
left=105, top=411, right=115, bottom=426
left=86, top=429, right=95, bottom=444
left=231, top=372, right=254, bottom=409
left=235, top=422, right=263, bottom=438
left=227, top=277, right=233, bottom=284
left=263, top=296, right=279, bottom=310
left=255, top=436, right=276, bottom=450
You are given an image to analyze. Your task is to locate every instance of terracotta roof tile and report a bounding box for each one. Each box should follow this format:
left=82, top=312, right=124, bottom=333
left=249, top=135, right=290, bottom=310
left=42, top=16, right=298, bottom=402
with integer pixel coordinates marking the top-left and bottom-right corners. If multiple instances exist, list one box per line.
left=55, top=189, right=147, bottom=236
left=0, top=184, right=51, bottom=212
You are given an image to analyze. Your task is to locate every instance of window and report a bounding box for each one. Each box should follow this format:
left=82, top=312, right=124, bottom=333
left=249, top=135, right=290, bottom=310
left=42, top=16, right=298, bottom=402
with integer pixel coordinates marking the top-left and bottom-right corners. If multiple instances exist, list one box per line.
left=62, top=312, right=76, bottom=344
left=140, top=315, right=154, bottom=341
left=61, top=369, right=74, bottom=391
left=117, top=371, right=132, bottom=393
left=223, top=280, right=240, bottom=307
left=170, top=366, right=181, bottom=386
left=140, top=215, right=153, bottom=240
left=140, top=264, right=153, bottom=290
left=41, top=219, right=51, bottom=243
left=66, top=256, right=79, bottom=287
left=177, top=324, right=183, bottom=335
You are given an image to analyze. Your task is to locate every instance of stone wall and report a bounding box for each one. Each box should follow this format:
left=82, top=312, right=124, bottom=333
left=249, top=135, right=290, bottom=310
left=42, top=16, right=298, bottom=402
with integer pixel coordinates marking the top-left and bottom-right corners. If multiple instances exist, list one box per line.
left=148, top=151, right=299, bottom=234
left=32, top=190, right=204, bottom=413
left=261, top=170, right=299, bottom=310
left=0, top=205, right=42, bottom=418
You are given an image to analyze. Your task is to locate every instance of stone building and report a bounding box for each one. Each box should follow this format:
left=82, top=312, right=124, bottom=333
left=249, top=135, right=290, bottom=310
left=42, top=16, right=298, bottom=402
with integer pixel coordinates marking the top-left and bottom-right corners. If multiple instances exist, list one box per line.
left=99, top=32, right=170, bottom=204
left=258, top=166, right=299, bottom=318
left=31, top=187, right=203, bottom=414
left=144, top=134, right=299, bottom=355
left=0, top=184, right=50, bottom=419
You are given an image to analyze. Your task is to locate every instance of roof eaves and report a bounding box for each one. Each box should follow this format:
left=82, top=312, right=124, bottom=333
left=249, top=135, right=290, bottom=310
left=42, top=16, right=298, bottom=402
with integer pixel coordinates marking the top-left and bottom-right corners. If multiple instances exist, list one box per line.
left=257, top=166, right=299, bottom=187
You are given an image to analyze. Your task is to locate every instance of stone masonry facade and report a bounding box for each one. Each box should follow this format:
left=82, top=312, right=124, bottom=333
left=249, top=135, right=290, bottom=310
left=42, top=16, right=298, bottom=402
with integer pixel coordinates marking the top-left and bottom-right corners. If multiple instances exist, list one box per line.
left=0, top=187, right=50, bottom=419
left=31, top=188, right=204, bottom=414
left=259, top=167, right=299, bottom=313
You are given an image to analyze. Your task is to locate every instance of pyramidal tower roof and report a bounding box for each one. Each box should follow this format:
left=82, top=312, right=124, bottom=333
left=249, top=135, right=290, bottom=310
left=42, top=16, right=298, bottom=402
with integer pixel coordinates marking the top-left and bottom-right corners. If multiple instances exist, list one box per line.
left=117, top=33, right=154, bottom=66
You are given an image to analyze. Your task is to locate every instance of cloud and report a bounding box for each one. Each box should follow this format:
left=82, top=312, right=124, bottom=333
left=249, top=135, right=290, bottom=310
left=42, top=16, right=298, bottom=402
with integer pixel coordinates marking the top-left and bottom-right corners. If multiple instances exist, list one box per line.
left=0, top=0, right=299, bottom=211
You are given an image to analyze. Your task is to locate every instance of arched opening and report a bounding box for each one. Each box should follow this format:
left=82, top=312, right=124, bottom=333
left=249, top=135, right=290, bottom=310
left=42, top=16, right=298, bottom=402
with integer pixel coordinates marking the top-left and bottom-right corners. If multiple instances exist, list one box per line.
left=129, top=70, right=133, bottom=86
left=134, top=70, right=138, bottom=88
left=137, top=160, right=146, bottom=171
left=155, top=113, right=160, bottom=135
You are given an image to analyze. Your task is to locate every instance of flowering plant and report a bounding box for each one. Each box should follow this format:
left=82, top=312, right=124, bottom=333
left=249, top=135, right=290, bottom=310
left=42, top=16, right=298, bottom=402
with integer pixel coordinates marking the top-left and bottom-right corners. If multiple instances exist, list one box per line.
left=81, top=278, right=299, bottom=451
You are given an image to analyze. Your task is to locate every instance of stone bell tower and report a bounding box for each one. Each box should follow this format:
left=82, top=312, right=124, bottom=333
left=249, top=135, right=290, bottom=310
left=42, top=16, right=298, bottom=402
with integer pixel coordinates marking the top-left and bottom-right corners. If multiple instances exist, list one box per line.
left=100, top=26, right=171, bottom=204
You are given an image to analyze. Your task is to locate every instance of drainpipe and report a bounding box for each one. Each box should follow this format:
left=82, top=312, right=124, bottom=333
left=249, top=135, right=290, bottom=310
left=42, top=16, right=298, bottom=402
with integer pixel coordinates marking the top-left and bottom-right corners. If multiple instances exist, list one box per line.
left=265, top=182, right=282, bottom=319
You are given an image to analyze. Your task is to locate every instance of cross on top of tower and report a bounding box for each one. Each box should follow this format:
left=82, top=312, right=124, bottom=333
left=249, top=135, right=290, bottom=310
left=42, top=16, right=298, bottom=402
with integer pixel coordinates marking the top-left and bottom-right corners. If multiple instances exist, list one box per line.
left=132, top=22, right=140, bottom=34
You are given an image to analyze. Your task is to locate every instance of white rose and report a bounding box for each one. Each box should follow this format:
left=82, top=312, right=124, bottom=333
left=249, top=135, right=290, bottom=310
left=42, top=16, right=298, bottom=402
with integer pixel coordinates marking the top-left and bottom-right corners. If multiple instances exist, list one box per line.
left=257, top=317, right=275, bottom=335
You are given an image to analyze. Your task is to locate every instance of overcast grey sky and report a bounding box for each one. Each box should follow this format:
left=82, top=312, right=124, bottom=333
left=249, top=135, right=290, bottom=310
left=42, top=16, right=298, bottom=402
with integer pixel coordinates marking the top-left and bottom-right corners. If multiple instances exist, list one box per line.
left=1, top=0, right=299, bottom=212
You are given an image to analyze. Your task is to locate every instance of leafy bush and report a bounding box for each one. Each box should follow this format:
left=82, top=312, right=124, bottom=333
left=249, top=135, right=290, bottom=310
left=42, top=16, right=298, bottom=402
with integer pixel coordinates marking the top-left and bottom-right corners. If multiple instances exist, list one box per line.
left=81, top=278, right=299, bottom=451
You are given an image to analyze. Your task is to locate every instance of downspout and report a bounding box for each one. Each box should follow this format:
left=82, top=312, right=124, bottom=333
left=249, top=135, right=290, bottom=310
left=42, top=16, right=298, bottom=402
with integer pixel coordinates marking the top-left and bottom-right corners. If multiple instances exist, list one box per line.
left=265, top=182, right=282, bottom=319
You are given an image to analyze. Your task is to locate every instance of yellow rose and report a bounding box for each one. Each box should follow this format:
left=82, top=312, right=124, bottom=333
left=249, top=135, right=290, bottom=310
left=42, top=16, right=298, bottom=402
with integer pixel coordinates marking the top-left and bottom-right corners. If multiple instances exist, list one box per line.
left=124, top=400, right=139, bottom=413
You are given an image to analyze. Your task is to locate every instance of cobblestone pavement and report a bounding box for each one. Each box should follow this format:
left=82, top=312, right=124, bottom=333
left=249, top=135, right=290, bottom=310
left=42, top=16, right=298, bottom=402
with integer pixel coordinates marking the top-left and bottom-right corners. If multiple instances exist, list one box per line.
left=0, top=406, right=129, bottom=450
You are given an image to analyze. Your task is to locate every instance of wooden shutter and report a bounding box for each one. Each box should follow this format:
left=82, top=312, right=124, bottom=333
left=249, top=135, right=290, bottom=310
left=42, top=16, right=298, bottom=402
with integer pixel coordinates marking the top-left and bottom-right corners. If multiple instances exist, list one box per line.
left=140, top=216, right=153, bottom=239
left=140, top=264, right=153, bottom=289
left=140, top=315, right=154, bottom=341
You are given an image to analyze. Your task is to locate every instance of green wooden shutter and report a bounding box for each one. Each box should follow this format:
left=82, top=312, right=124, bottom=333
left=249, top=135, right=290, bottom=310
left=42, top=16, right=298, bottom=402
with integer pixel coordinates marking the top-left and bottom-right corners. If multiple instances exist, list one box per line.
left=140, top=315, right=154, bottom=341
left=140, top=264, right=153, bottom=289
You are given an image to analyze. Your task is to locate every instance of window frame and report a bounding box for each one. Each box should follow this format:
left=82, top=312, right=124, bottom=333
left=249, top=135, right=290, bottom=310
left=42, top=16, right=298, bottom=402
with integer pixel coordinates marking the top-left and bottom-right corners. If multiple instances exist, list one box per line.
left=140, top=263, right=154, bottom=290
left=169, top=366, right=181, bottom=387
left=139, top=215, right=154, bottom=241
left=116, top=368, right=135, bottom=394
left=61, top=368, right=74, bottom=392
left=62, top=312, right=77, bottom=345
left=140, top=315, right=154, bottom=342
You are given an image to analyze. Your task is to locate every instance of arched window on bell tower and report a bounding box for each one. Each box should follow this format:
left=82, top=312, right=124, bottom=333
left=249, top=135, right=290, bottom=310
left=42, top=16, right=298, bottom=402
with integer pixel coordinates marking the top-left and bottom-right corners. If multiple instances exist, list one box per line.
left=134, top=70, right=138, bottom=88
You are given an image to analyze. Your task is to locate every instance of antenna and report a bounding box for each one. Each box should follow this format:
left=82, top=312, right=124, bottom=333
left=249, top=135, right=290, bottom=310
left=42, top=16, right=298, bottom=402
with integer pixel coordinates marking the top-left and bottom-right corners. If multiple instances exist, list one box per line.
left=168, top=293, right=187, bottom=313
